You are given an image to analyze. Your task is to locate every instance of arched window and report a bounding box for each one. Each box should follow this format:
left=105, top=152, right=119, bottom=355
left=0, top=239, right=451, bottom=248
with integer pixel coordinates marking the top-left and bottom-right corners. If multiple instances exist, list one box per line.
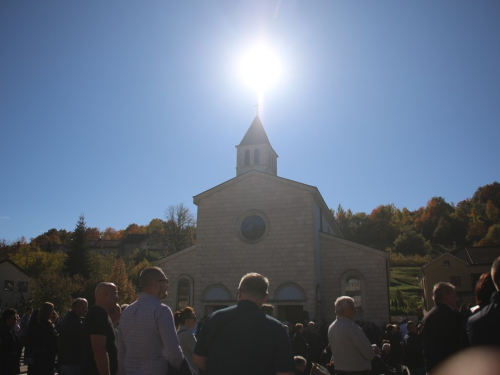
left=244, top=150, right=250, bottom=166
left=341, top=270, right=365, bottom=311
left=254, top=149, right=260, bottom=164
left=202, top=285, right=232, bottom=302
left=176, top=277, right=193, bottom=311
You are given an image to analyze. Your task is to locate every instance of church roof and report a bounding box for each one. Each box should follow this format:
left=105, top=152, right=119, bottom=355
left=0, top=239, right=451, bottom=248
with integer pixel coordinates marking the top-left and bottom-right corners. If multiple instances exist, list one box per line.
left=238, top=116, right=271, bottom=146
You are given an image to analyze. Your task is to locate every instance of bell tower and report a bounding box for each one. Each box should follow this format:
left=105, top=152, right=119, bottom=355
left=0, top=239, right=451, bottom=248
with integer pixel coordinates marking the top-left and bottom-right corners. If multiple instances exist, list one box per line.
left=236, top=116, right=278, bottom=176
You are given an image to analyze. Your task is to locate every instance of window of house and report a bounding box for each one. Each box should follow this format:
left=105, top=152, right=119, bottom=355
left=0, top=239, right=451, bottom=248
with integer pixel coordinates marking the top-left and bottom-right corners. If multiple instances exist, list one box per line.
left=443, top=260, right=450, bottom=268
left=3, top=280, right=14, bottom=291
left=18, top=281, right=28, bottom=292
left=176, top=279, right=191, bottom=311
left=450, top=276, right=461, bottom=286
left=254, top=149, right=260, bottom=164
left=244, top=150, right=250, bottom=166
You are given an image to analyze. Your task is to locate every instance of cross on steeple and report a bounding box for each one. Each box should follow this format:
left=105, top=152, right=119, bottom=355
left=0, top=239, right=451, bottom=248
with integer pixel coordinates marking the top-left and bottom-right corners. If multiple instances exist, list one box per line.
left=254, top=103, right=260, bottom=117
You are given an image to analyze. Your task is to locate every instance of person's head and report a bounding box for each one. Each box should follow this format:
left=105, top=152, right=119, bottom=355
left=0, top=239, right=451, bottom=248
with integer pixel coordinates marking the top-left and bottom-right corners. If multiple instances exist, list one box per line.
left=294, top=323, right=304, bottom=334
left=386, top=324, right=394, bottom=333
left=25, top=307, right=33, bottom=315
left=294, top=356, right=307, bottom=373
left=95, top=282, right=119, bottom=312
left=71, top=298, right=88, bottom=318
left=38, top=302, right=55, bottom=323
left=237, top=273, right=269, bottom=306
left=407, top=321, right=417, bottom=334
left=308, top=321, right=316, bottom=331
left=372, top=344, right=380, bottom=356
left=382, top=343, right=391, bottom=354
left=475, top=273, right=496, bottom=307
left=108, top=303, right=121, bottom=325
left=140, top=267, right=169, bottom=300
left=433, top=282, right=457, bottom=309
left=335, top=296, right=356, bottom=321
left=1, top=308, right=19, bottom=328
left=491, top=256, right=500, bottom=291
left=174, top=307, right=197, bottom=329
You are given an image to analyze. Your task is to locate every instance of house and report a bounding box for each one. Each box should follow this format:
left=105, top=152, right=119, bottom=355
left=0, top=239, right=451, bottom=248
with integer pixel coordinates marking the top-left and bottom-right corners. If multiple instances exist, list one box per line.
left=420, top=246, right=500, bottom=312
left=154, top=116, right=390, bottom=325
left=0, top=259, right=32, bottom=310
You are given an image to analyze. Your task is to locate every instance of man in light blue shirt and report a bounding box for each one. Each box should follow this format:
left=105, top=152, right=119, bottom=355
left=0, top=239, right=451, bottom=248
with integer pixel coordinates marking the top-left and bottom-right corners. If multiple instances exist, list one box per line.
left=118, top=267, right=184, bottom=375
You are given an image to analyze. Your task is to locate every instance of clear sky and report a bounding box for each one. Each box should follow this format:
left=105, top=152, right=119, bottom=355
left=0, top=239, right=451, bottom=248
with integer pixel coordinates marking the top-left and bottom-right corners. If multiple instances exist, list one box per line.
left=1, top=1, right=499, bottom=242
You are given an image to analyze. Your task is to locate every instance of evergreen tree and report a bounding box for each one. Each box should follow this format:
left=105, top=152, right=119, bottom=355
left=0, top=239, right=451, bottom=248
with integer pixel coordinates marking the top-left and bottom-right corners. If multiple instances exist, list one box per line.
left=65, top=214, right=91, bottom=279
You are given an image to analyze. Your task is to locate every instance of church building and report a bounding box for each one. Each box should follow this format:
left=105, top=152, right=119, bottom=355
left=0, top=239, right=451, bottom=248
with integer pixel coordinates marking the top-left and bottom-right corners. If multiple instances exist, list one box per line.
left=156, top=116, right=390, bottom=325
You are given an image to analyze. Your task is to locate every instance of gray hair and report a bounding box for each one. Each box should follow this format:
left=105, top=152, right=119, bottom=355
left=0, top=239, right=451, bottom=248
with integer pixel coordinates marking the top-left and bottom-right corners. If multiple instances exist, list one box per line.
left=335, top=296, right=355, bottom=315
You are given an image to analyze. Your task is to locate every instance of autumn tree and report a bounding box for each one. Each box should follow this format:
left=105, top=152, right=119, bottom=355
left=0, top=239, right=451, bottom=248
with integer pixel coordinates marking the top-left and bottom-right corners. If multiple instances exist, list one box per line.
left=108, top=258, right=137, bottom=304
left=65, top=214, right=91, bottom=279
left=393, top=226, right=432, bottom=256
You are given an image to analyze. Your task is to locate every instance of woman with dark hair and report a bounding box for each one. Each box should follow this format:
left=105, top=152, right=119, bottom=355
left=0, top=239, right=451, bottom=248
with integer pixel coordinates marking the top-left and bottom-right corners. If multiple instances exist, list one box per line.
left=35, top=302, right=58, bottom=375
left=174, top=307, right=199, bottom=375
left=0, top=308, right=22, bottom=375
left=472, top=273, right=496, bottom=313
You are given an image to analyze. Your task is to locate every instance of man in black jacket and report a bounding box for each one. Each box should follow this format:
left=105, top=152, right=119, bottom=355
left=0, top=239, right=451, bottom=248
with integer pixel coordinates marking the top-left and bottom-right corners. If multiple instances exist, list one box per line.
left=402, top=321, right=425, bottom=375
left=421, top=283, right=462, bottom=373
left=58, top=298, right=88, bottom=375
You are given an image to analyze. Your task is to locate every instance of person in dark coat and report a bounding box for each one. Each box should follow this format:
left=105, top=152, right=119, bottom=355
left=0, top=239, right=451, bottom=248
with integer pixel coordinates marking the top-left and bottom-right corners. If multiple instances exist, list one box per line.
left=0, top=308, right=22, bottom=375
left=35, top=302, right=58, bottom=375
left=421, top=282, right=463, bottom=373
left=292, top=323, right=309, bottom=359
left=402, top=321, right=425, bottom=375
left=468, top=257, right=500, bottom=347
left=58, top=298, right=88, bottom=375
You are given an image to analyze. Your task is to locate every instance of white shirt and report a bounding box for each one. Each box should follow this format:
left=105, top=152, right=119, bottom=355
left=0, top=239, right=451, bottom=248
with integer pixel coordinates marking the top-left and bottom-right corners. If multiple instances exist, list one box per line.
left=118, top=293, right=184, bottom=375
left=328, top=316, right=374, bottom=371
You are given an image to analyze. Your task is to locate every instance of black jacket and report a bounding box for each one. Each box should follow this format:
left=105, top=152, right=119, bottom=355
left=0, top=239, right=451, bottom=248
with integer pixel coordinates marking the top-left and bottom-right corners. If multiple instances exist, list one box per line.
left=421, top=303, right=462, bottom=372
left=58, top=311, right=84, bottom=365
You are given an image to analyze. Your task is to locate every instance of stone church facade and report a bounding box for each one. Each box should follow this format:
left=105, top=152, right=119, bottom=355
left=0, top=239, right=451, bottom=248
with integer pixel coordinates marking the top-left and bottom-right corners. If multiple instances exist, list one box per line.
left=156, top=117, right=390, bottom=325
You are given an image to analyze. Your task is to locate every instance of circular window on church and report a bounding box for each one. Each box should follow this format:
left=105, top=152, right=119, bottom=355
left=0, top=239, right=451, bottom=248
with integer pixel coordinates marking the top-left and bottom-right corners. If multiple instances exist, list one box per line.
left=239, top=214, right=268, bottom=243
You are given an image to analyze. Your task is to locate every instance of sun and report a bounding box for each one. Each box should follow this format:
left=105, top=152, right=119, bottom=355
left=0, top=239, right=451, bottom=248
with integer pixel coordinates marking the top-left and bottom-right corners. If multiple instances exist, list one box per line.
left=239, top=43, right=282, bottom=94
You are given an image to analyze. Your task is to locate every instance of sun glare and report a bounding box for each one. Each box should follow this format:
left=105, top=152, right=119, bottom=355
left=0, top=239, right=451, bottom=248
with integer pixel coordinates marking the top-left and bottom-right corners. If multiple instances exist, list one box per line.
left=239, top=44, right=281, bottom=94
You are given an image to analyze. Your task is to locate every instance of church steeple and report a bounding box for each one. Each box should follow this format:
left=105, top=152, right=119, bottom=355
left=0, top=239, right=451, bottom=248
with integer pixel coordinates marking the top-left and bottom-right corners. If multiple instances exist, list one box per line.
left=236, top=116, right=278, bottom=176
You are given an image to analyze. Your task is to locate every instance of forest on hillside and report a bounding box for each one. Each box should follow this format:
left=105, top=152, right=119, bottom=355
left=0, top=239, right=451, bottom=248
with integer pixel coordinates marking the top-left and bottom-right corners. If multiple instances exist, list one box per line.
left=332, top=182, right=500, bottom=256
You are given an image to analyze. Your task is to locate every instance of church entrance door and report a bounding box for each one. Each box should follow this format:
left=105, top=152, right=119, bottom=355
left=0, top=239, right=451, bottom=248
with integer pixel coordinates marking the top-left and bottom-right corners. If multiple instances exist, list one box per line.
left=277, top=305, right=303, bottom=326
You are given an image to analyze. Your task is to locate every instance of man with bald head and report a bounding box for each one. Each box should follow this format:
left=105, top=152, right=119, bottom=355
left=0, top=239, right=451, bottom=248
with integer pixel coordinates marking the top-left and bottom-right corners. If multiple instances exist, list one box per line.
left=82, top=282, right=119, bottom=375
left=118, top=267, right=184, bottom=375
left=328, top=296, right=374, bottom=374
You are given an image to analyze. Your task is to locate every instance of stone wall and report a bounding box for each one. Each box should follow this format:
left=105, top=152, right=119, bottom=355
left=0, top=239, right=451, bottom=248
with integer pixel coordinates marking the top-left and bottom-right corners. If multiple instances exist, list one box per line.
left=320, top=233, right=390, bottom=326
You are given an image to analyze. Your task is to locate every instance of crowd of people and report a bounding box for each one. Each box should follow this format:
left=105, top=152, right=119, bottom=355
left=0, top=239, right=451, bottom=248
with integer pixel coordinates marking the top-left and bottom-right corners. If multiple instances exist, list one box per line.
left=1, top=257, right=499, bottom=375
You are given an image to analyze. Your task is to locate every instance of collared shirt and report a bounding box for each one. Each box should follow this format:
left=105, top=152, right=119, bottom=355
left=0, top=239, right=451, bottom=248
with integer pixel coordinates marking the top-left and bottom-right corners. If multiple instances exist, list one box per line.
left=118, top=293, right=184, bottom=375
left=328, top=316, right=374, bottom=371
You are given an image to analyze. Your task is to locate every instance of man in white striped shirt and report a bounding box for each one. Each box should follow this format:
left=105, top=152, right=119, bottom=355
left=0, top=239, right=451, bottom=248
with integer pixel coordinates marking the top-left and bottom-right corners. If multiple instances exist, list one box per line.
left=118, top=267, right=184, bottom=375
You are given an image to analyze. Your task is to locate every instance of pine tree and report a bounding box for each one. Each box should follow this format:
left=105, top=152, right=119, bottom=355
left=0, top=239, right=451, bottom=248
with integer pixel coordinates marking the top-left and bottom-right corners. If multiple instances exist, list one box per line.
left=65, top=214, right=91, bottom=279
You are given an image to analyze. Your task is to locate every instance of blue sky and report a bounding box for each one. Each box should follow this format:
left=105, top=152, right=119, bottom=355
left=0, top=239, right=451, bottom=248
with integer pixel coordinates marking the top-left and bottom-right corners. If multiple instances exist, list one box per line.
left=1, top=1, right=499, bottom=242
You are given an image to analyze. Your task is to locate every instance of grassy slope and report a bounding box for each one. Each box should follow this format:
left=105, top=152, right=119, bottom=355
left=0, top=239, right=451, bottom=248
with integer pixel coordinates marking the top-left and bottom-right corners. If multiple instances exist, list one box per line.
left=390, top=266, right=422, bottom=315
